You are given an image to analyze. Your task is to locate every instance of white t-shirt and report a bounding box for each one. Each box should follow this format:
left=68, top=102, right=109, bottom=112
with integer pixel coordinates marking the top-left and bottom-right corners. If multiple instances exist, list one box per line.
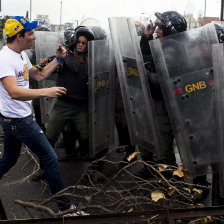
left=0, top=46, right=33, bottom=118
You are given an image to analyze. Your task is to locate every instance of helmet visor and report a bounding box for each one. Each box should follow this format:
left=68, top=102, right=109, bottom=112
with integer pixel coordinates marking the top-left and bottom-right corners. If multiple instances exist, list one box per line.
left=154, top=18, right=163, bottom=28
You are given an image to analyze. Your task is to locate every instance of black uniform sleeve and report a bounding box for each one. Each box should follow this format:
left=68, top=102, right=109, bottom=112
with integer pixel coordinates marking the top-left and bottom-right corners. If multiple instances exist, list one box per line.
left=140, top=34, right=156, bottom=73
left=140, top=34, right=153, bottom=55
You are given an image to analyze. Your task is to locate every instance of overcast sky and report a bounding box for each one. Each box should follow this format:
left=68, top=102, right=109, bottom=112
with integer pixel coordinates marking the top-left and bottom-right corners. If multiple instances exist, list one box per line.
left=0, top=0, right=221, bottom=28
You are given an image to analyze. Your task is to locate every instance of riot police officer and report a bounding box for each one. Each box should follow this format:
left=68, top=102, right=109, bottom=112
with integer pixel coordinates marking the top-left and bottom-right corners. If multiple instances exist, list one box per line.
left=45, top=26, right=95, bottom=158
left=140, top=11, right=187, bottom=165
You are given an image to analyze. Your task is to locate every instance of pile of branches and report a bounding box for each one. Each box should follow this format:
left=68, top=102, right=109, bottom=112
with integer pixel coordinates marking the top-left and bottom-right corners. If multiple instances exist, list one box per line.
left=13, top=147, right=211, bottom=219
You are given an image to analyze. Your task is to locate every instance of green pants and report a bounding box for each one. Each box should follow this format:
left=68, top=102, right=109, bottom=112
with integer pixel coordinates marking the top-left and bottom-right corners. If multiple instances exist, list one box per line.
left=46, top=99, right=88, bottom=151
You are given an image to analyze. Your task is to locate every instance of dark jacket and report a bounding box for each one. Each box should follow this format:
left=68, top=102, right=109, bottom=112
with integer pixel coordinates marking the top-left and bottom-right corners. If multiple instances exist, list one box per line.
left=57, top=52, right=88, bottom=101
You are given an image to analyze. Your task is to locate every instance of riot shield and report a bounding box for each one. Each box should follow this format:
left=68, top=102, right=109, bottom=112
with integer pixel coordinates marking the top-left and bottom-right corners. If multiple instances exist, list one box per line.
left=79, top=18, right=100, bottom=27
left=88, top=39, right=115, bottom=158
left=35, top=31, right=64, bottom=124
left=0, top=29, right=7, bottom=51
left=26, top=47, right=36, bottom=65
left=0, top=39, right=4, bottom=50
left=212, top=43, right=224, bottom=197
left=149, top=24, right=219, bottom=175
left=35, top=31, right=64, bottom=62
left=2, top=29, right=6, bottom=47
left=109, top=17, right=161, bottom=153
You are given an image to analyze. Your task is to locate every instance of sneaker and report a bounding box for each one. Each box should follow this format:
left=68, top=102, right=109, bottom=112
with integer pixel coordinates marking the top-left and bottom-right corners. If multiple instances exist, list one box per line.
left=60, top=204, right=89, bottom=216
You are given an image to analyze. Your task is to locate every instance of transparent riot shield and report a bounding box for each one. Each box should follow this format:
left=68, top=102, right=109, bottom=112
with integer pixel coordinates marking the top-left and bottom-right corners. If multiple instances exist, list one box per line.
left=212, top=43, right=224, bottom=197
left=0, top=29, right=7, bottom=50
left=26, top=47, right=36, bottom=65
left=2, top=29, right=6, bottom=47
left=35, top=31, right=64, bottom=124
left=149, top=24, right=219, bottom=175
left=35, top=31, right=64, bottom=62
left=109, top=17, right=161, bottom=153
left=0, top=39, right=4, bottom=50
left=88, top=39, right=115, bottom=158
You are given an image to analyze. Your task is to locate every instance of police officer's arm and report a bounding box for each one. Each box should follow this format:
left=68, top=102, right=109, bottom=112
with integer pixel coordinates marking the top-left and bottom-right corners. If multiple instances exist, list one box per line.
left=140, top=23, right=155, bottom=55
left=1, top=76, right=67, bottom=101
left=29, top=44, right=66, bottom=81
left=140, top=23, right=159, bottom=87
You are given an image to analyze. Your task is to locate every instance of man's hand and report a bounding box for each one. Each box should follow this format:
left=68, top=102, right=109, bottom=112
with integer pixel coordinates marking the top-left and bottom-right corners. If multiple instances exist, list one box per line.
left=45, top=87, right=67, bottom=98
left=39, top=58, right=48, bottom=68
left=56, top=44, right=67, bottom=59
left=145, top=21, right=156, bottom=38
left=2, top=76, right=67, bottom=101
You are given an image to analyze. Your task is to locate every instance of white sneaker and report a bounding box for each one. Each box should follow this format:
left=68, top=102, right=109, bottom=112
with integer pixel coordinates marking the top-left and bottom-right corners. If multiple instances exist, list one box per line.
left=60, top=204, right=89, bottom=217
left=70, top=204, right=89, bottom=216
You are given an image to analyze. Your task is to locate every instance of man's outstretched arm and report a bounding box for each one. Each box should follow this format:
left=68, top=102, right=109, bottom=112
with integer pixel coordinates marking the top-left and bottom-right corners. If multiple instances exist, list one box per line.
left=29, top=44, right=67, bottom=81
left=1, top=76, right=67, bottom=101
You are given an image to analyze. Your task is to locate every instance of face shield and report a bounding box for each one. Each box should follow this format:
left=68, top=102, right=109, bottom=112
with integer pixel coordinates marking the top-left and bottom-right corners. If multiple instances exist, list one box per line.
left=154, top=17, right=163, bottom=29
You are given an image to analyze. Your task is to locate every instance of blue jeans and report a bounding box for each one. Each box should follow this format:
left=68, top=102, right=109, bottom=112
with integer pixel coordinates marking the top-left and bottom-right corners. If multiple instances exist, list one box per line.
left=0, top=114, right=70, bottom=211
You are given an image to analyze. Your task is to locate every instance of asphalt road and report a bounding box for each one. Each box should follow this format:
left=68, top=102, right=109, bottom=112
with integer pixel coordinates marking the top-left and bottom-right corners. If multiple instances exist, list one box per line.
left=0, top=132, right=91, bottom=220
left=0, top=127, right=213, bottom=220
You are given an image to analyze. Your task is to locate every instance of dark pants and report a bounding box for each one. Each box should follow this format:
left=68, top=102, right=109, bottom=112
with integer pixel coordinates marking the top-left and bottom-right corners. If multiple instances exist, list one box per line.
left=46, top=99, right=89, bottom=156
left=153, top=99, right=176, bottom=165
left=0, top=114, right=70, bottom=210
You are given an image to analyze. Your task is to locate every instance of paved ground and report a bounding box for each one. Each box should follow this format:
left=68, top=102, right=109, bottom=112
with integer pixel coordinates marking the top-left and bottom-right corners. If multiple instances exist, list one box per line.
left=0, top=127, right=131, bottom=220
left=0, top=127, right=213, bottom=220
left=0, top=132, right=91, bottom=220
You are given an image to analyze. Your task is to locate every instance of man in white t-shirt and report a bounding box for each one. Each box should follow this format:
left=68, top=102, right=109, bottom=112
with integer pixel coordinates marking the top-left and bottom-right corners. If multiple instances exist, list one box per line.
left=0, top=16, right=87, bottom=215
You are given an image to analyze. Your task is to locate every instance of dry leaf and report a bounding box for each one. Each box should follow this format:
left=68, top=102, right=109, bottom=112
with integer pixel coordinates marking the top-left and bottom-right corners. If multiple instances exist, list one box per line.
left=151, top=190, right=165, bottom=202
left=179, top=164, right=184, bottom=169
left=189, top=218, right=206, bottom=224
left=193, top=188, right=203, bottom=199
left=167, top=187, right=175, bottom=196
left=193, top=188, right=201, bottom=193
left=183, top=169, right=192, bottom=181
left=128, top=208, right=133, bottom=212
left=207, top=216, right=212, bottom=221
left=158, top=164, right=169, bottom=172
left=85, top=196, right=92, bottom=204
left=173, top=164, right=184, bottom=178
left=127, top=152, right=141, bottom=162
left=183, top=187, right=191, bottom=193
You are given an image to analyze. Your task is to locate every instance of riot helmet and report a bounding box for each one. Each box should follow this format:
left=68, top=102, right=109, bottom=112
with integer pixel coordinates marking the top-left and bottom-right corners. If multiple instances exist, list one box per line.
left=89, top=26, right=107, bottom=40
left=154, top=11, right=187, bottom=36
left=214, top=23, right=224, bottom=43
left=69, top=26, right=95, bottom=53
left=64, top=28, right=76, bottom=47
left=35, top=26, right=51, bottom=32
